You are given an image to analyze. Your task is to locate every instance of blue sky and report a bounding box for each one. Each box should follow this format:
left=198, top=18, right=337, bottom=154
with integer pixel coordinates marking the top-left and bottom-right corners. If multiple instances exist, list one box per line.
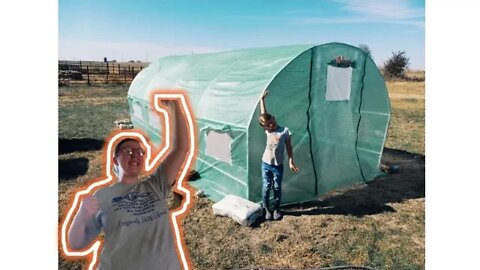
left=59, top=0, right=425, bottom=69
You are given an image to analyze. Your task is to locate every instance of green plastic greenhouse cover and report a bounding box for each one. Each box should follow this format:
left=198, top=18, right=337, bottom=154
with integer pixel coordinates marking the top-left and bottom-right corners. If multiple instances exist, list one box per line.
left=128, top=43, right=391, bottom=205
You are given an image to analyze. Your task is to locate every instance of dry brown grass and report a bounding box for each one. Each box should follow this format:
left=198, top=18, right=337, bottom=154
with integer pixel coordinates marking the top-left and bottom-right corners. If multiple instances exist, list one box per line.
left=385, top=81, right=425, bottom=155
left=58, top=77, right=425, bottom=269
left=388, top=81, right=424, bottom=97
left=60, top=96, right=125, bottom=105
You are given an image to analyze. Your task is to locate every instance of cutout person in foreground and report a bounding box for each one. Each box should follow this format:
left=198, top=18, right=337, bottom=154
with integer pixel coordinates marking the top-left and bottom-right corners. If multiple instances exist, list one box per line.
left=258, top=90, right=299, bottom=221
left=68, top=100, right=188, bottom=270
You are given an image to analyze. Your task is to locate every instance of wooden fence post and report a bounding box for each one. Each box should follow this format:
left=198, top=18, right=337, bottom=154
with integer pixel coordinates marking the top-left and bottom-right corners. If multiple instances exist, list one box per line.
left=87, top=66, right=91, bottom=85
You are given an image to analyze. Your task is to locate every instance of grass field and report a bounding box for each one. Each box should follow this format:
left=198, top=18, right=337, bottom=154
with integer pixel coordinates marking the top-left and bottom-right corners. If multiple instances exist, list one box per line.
left=58, top=73, right=425, bottom=269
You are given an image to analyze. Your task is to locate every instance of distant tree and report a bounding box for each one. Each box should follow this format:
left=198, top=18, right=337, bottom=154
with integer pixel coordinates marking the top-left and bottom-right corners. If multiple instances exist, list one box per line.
left=359, top=44, right=373, bottom=59
left=383, top=51, right=410, bottom=78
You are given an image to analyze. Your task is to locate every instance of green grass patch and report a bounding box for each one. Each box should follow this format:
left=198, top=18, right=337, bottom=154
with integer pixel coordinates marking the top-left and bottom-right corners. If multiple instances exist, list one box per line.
left=259, top=244, right=272, bottom=254
left=58, top=85, right=129, bottom=140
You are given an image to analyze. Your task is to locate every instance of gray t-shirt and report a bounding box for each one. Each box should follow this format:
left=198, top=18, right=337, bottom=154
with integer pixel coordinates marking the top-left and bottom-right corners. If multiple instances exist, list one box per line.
left=89, top=165, right=181, bottom=270
left=262, top=126, right=291, bottom=166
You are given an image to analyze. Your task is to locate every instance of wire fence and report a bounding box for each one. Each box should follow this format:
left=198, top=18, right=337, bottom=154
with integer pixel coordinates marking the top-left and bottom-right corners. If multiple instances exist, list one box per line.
left=58, top=60, right=149, bottom=85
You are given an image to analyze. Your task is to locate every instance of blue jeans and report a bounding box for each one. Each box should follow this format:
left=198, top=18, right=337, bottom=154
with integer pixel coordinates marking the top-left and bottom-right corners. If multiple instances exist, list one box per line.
left=262, top=162, right=284, bottom=210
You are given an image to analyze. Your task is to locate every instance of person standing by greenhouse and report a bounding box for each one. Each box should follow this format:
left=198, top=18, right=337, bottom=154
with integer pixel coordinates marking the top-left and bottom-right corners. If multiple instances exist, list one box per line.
left=258, top=91, right=299, bottom=221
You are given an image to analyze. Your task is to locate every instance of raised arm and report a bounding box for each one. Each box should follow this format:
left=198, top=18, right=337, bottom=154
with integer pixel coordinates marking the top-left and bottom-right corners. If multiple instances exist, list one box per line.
left=260, top=90, right=268, bottom=115
left=160, top=100, right=190, bottom=187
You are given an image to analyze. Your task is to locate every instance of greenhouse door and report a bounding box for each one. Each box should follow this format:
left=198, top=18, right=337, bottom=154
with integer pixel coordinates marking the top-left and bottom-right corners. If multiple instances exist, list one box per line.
left=307, top=48, right=365, bottom=196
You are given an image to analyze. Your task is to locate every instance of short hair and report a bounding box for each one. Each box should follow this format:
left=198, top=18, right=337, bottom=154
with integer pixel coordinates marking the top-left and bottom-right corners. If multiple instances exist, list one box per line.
left=114, top=138, right=139, bottom=157
left=259, top=113, right=274, bottom=127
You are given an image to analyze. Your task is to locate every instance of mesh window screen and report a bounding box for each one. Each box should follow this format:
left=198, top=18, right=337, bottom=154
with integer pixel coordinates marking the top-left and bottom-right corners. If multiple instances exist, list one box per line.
left=206, top=130, right=233, bottom=163
left=326, top=65, right=353, bottom=101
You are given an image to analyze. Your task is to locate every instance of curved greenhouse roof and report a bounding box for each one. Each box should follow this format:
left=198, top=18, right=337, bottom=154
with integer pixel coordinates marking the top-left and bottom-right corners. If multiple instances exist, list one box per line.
left=128, top=43, right=391, bottom=204
left=129, top=44, right=314, bottom=128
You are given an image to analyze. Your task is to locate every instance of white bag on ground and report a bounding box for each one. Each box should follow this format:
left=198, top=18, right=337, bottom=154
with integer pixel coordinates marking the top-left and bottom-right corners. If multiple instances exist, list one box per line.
left=212, top=195, right=262, bottom=226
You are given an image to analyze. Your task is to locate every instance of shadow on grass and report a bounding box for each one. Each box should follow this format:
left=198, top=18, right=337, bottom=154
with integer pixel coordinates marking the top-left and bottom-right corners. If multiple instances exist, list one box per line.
left=281, top=147, right=424, bottom=218
left=59, top=158, right=89, bottom=182
left=59, top=138, right=104, bottom=154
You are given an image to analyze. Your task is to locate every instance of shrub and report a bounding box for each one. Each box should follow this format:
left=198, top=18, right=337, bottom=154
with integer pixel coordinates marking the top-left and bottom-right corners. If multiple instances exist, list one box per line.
left=359, top=44, right=373, bottom=60
left=384, top=51, right=410, bottom=78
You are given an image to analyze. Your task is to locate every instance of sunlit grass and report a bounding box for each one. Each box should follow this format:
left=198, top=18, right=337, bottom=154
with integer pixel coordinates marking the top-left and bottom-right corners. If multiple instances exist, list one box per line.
left=58, top=77, right=425, bottom=270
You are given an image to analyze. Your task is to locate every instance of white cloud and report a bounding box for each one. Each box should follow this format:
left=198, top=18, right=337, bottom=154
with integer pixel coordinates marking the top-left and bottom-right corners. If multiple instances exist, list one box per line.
left=294, top=16, right=424, bottom=28
left=242, top=1, right=424, bottom=28
left=332, top=0, right=424, bottom=20
left=286, top=0, right=424, bottom=28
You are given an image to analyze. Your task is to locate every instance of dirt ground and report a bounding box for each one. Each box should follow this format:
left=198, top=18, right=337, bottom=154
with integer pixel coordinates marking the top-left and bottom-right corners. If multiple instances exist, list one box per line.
left=183, top=148, right=424, bottom=269
left=58, top=74, right=424, bottom=270
left=59, top=150, right=424, bottom=269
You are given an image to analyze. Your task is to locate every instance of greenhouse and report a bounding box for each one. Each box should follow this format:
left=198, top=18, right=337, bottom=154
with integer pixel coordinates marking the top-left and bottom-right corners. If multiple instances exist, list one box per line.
left=127, top=43, right=391, bottom=205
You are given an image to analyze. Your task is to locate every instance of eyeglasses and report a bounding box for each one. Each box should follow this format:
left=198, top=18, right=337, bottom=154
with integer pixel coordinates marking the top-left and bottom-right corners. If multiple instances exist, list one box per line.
left=120, top=147, right=145, bottom=157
